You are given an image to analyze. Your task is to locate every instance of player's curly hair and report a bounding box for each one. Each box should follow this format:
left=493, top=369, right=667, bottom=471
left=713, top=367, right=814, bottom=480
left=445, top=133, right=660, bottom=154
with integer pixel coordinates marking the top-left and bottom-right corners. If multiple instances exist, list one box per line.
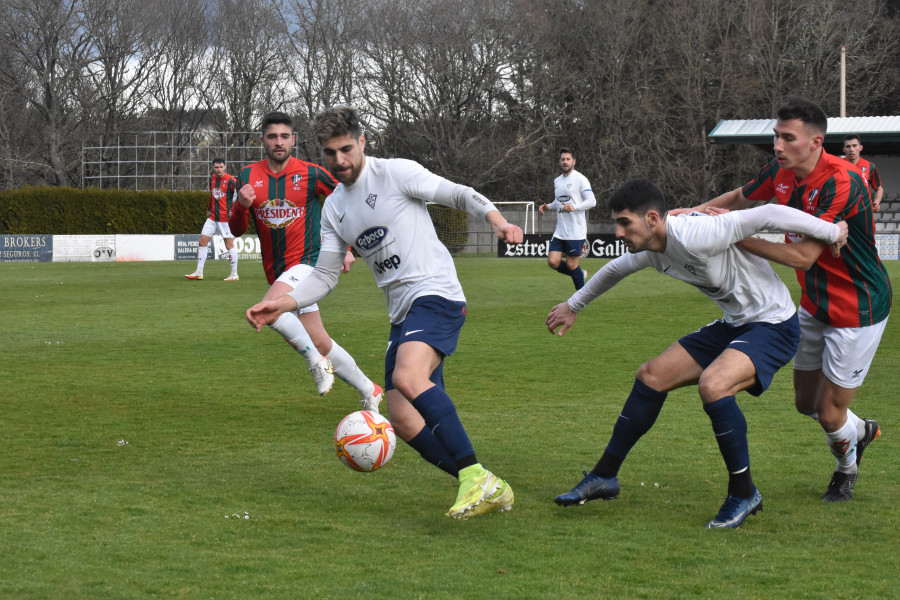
left=777, top=96, right=827, bottom=135
left=608, top=178, right=667, bottom=217
left=312, top=106, right=362, bottom=145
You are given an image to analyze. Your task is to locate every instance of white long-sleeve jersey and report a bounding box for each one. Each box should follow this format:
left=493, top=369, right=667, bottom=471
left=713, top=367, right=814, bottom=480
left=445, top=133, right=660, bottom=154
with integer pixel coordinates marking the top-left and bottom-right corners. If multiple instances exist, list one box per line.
left=567, top=205, right=841, bottom=327
left=287, top=156, right=497, bottom=323
left=547, top=169, right=596, bottom=240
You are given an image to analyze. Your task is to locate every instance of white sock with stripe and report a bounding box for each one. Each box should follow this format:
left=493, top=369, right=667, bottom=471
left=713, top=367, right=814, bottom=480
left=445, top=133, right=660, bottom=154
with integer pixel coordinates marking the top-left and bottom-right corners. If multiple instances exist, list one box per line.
left=327, top=340, right=375, bottom=397
left=268, top=312, right=322, bottom=367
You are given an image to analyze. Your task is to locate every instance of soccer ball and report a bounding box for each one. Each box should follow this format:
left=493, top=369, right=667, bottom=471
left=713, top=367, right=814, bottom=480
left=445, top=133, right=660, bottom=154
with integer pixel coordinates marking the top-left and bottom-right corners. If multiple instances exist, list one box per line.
left=334, top=410, right=396, bottom=472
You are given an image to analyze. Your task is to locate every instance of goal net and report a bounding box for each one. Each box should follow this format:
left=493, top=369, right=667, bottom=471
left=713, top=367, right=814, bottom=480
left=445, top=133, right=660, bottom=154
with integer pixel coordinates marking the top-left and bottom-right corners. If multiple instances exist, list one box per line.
left=427, top=201, right=534, bottom=254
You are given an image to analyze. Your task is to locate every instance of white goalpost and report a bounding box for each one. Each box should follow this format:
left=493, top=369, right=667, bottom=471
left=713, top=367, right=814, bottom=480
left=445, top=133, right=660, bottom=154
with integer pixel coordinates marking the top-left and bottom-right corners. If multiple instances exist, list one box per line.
left=428, top=200, right=534, bottom=254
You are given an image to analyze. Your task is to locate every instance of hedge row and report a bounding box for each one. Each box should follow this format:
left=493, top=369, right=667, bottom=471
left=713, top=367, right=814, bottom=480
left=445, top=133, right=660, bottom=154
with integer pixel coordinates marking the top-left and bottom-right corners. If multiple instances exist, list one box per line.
left=0, top=187, right=468, bottom=250
left=0, top=186, right=258, bottom=235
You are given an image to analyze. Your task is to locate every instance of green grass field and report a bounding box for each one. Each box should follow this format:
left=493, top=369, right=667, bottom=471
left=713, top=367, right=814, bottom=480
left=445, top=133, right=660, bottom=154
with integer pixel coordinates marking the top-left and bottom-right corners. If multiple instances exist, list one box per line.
left=1, top=257, right=898, bottom=599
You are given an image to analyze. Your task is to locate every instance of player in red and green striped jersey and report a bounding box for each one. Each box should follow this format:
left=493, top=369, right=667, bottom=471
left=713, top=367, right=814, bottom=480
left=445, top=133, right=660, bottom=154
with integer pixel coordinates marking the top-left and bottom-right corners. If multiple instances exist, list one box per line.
left=676, top=96, right=891, bottom=503
left=229, top=111, right=382, bottom=410
left=185, top=158, right=240, bottom=281
left=842, top=134, right=884, bottom=212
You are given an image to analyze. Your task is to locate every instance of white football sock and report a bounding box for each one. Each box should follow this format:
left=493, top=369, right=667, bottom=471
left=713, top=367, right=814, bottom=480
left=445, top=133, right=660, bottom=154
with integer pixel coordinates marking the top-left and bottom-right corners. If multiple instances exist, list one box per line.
left=327, top=340, right=375, bottom=397
left=196, top=246, right=208, bottom=274
left=229, top=248, right=239, bottom=275
left=845, top=408, right=863, bottom=439
left=825, top=417, right=858, bottom=473
left=268, top=312, right=322, bottom=367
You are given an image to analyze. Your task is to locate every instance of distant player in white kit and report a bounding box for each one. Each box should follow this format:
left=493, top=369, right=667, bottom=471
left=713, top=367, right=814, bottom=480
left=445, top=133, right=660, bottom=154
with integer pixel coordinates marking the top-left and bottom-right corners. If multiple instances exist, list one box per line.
left=539, top=148, right=596, bottom=289
left=245, top=106, right=524, bottom=519
left=548, top=178, right=848, bottom=528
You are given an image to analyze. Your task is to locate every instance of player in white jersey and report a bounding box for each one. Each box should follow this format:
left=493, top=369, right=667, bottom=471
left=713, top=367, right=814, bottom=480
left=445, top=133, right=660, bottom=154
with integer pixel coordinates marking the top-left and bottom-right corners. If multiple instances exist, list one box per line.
left=244, top=106, right=524, bottom=520
left=539, top=148, right=596, bottom=289
left=547, top=178, right=847, bottom=528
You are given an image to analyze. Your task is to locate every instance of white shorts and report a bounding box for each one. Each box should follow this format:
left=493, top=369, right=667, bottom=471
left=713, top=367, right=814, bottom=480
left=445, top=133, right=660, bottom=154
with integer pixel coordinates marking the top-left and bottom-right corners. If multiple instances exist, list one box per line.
left=201, top=218, right=234, bottom=239
left=275, top=263, right=319, bottom=315
left=793, top=306, right=889, bottom=388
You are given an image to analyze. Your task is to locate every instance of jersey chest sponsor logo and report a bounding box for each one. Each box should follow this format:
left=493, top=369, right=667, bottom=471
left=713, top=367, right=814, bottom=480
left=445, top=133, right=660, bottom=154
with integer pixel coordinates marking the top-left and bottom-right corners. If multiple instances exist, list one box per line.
left=212, top=188, right=226, bottom=199
left=256, top=198, right=305, bottom=229
left=555, top=195, right=572, bottom=204
left=357, top=226, right=388, bottom=251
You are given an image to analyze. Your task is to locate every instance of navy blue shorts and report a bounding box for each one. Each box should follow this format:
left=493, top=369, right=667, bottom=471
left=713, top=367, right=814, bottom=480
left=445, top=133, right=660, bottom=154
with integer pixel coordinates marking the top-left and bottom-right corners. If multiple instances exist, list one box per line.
left=549, top=237, right=587, bottom=257
left=678, top=313, right=800, bottom=396
left=384, top=295, right=467, bottom=391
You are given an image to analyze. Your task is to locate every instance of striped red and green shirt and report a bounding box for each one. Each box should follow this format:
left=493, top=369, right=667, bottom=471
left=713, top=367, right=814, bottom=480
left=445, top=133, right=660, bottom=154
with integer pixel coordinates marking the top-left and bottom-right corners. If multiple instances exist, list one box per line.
left=742, top=151, right=891, bottom=327
left=208, top=173, right=237, bottom=222
left=235, top=157, right=337, bottom=284
left=853, top=157, right=881, bottom=193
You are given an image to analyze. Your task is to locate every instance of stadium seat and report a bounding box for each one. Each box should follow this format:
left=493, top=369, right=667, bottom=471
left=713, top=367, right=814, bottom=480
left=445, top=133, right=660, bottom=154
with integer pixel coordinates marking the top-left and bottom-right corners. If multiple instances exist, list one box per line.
left=875, top=222, right=886, bottom=232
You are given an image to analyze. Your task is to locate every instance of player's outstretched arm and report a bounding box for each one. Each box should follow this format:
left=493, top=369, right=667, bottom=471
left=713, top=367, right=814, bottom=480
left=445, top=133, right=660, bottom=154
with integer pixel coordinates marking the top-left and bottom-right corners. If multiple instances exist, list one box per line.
left=546, top=302, right=578, bottom=336
left=486, top=210, right=523, bottom=243
left=737, top=236, right=827, bottom=270
left=670, top=187, right=754, bottom=217
left=246, top=296, right=298, bottom=332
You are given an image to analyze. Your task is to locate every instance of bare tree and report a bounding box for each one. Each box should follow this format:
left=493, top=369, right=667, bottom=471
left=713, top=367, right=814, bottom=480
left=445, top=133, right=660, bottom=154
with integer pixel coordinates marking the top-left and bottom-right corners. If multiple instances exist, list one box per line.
left=143, top=0, right=212, bottom=131
left=203, top=0, right=291, bottom=133
left=281, top=0, right=363, bottom=120
left=354, top=0, right=553, bottom=196
left=81, top=0, right=159, bottom=135
left=0, top=0, right=94, bottom=186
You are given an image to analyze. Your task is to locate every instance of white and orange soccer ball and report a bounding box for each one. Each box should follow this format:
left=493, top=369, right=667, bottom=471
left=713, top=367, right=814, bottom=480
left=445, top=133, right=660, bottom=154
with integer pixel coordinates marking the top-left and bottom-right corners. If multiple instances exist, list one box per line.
left=334, top=410, right=396, bottom=472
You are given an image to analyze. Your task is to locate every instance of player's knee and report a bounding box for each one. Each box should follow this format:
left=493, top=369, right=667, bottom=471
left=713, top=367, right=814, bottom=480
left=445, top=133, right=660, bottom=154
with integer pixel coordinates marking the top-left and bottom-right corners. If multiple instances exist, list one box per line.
left=697, top=376, right=722, bottom=404
left=635, top=362, right=662, bottom=390
left=312, top=336, right=333, bottom=356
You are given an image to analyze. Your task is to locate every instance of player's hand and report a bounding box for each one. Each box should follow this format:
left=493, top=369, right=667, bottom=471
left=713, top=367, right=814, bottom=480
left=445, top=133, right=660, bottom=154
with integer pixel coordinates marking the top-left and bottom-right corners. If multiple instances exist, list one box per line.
left=246, top=298, right=294, bottom=332
left=546, top=302, right=578, bottom=337
left=562, top=204, right=574, bottom=212
left=495, top=223, right=523, bottom=244
left=342, top=249, right=355, bottom=273
left=830, top=220, right=849, bottom=257
left=872, top=198, right=881, bottom=212
left=539, top=204, right=548, bottom=215
left=705, top=206, right=730, bottom=216
left=237, top=184, right=256, bottom=208
left=667, top=207, right=693, bottom=217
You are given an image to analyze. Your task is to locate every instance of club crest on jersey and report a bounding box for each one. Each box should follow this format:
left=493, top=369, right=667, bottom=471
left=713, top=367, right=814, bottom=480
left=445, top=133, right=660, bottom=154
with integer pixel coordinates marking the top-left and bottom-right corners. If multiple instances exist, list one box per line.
left=256, top=198, right=305, bottom=229
left=292, top=174, right=303, bottom=189
left=357, top=226, right=388, bottom=251
left=806, top=188, right=820, bottom=210
left=366, top=194, right=377, bottom=209
left=683, top=264, right=696, bottom=275
left=254, top=180, right=264, bottom=187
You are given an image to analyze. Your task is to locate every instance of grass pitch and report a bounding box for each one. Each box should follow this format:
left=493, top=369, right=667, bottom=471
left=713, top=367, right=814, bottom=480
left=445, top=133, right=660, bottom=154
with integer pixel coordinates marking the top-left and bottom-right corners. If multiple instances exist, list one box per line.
left=1, top=257, right=898, bottom=599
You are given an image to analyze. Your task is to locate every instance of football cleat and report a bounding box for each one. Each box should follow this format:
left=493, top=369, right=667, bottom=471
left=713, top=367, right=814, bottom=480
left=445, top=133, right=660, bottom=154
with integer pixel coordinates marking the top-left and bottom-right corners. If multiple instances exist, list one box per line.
left=224, top=274, right=240, bottom=281
left=360, top=383, right=384, bottom=413
left=705, top=488, right=763, bottom=528
left=309, top=357, right=335, bottom=396
left=184, top=272, right=203, bottom=280
left=554, top=470, right=620, bottom=506
left=447, top=468, right=506, bottom=519
left=465, top=478, right=514, bottom=518
left=856, top=418, right=881, bottom=466
left=822, top=470, right=857, bottom=503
